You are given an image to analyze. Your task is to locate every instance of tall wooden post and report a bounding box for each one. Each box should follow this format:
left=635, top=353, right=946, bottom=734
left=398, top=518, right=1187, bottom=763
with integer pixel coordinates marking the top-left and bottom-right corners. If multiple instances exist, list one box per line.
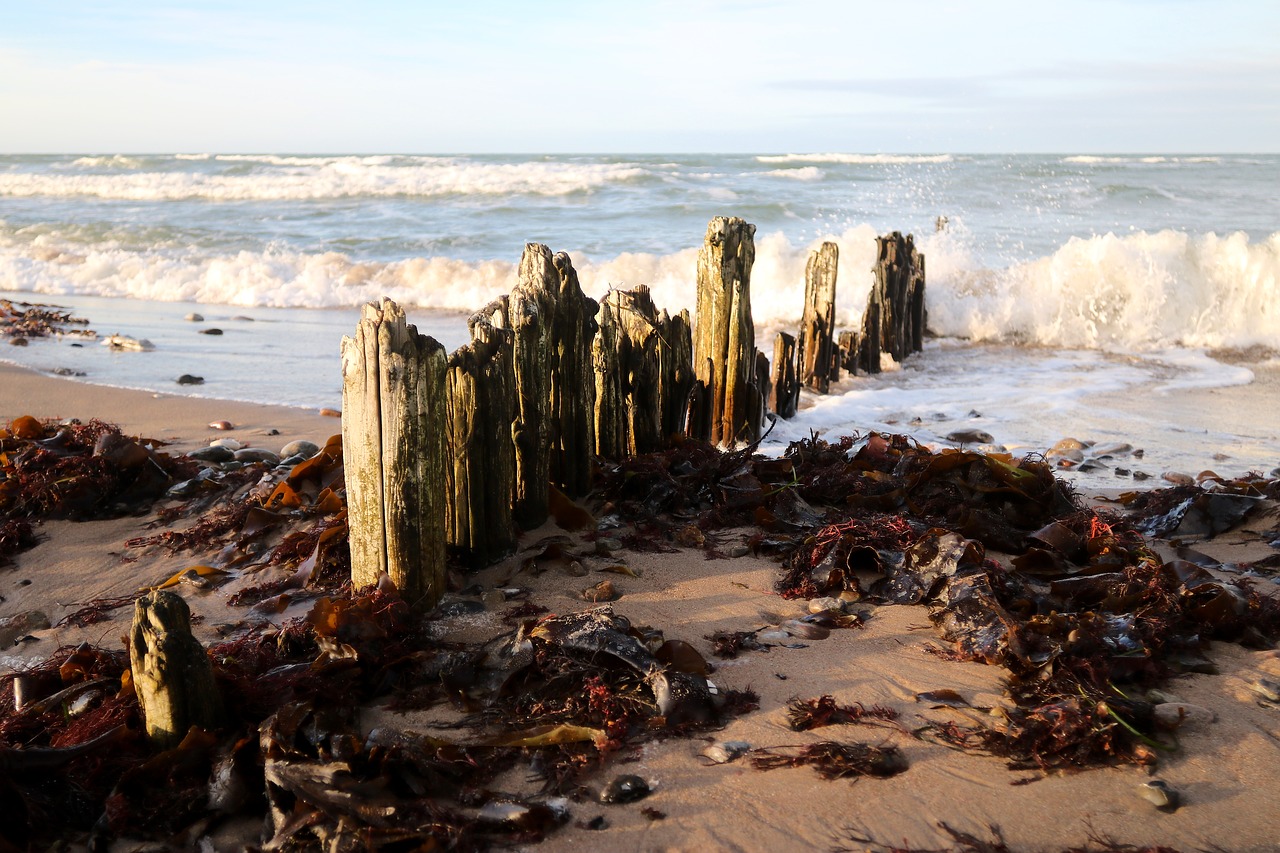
left=796, top=242, right=839, bottom=393
left=499, top=244, right=598, bottom=528
left=866, top=232, right=926, bottom=370
left=693, top=217, right=762, bottom=446
left=341, top=298, right=448, bottom=609
left=445, top=314, right=517, bottom=566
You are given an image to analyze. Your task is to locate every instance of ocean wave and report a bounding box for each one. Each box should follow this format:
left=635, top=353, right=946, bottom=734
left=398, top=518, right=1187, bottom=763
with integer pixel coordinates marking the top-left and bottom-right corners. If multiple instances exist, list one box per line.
left=756, top=153, right=954, bottom=165
left=1063, top=155, right=1223, bottom=165
left=0, top=158, right=648, bottom=200
left=4, top=224, right=1277, bottom=352
left=763, top=167, right=824, bottom=181
left=926, top=228, right=1280, bottom=349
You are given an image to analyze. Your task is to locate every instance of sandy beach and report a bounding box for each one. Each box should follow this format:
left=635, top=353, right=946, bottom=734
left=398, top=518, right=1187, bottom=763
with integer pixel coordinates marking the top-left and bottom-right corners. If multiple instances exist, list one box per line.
left=3, top=362, right=1280, bottom=853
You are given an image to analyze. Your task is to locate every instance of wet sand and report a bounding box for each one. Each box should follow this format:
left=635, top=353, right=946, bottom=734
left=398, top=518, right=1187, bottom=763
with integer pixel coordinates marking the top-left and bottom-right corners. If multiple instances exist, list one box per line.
left=2, top=362, right=1279, bottom=852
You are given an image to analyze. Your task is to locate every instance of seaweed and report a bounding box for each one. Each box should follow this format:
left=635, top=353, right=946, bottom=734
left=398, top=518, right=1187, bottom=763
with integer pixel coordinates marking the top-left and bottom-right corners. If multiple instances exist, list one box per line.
left=750, top=740, right=908, bottom=781
left=785, top=695, right=900, bottom=732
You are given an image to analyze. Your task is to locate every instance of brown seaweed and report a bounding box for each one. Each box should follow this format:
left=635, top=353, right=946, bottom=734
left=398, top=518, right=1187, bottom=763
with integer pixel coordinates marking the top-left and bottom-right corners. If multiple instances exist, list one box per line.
left=750, top=740, right=908, bottom=781
left=785, top=695, right=900, bottom=732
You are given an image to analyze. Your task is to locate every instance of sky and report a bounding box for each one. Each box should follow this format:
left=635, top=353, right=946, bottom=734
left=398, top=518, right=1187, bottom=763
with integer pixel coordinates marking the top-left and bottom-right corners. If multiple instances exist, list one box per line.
left=1, top=0, right=1277, bottom=153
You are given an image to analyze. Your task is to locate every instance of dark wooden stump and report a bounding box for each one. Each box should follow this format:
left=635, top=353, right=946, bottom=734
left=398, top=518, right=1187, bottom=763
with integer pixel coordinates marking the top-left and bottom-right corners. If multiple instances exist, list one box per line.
left=594, top=288, right=695, bottom=455
left=445, top=313, right=517, bottom=566
left=797, top=241, right=839, bottom=393
left=129, top=590, right=223, bottom=749
left=693, top=216, right=762, bottom=446
left=341, top=299, right=448, bottom=609
left=770, top=332, right=799, bottom=419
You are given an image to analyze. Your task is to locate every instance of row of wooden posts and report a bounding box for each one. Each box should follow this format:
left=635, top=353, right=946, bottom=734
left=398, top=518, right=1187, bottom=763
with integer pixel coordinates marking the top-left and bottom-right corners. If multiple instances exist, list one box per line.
left=342, top=217, right=926, bottom=609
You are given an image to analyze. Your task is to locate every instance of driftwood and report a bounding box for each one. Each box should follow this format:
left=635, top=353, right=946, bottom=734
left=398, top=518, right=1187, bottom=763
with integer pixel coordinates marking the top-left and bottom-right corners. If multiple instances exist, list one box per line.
left=797, top=242, right=839, bottom=393
left=837, top=330, right=860, bottom=378
left=129, top=590, right=223, bottom=749
left=594, top=286, right=697, bottom=458
left=693, top=217, right=763, bottom=446
left=341, top=299, right=448, bottom=608
left=862, top=232, right=925, bottom=373
left=499, top=245, right=599, bottom=527
left=445, top=313, right=517, bottom=566
left=770, top=332, right=799, bottom=419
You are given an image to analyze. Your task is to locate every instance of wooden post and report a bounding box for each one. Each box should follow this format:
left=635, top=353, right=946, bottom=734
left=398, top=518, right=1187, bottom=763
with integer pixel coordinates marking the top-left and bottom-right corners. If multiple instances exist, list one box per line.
left=499, top=244, right=599, bottom=527
left=693, top=217, right=762, bottom=446
left=341, top=298, right=448, bottom=609
left=659, top=308, right=696, bottom=441
left=594, top=286, right=697, bottom=458
left=866, top=232, right=927, bottom=370
left=445, top=314, right=517, bottom=566
left=129, top=590, right=223, bottom=749
left=771, top=332, right=799, bottom=419
left=837, top=330, right=859, bottom=377
left=796, top=242, right=838, bottom=393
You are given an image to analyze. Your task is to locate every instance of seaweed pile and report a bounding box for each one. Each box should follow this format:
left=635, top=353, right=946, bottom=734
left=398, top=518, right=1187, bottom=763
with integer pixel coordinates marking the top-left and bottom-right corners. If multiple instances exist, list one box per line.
left=597, top=432, right=1280, bottom=773
left=0, top=299, right=93, bottom=344
left=0, top=416, right=196, bottom=565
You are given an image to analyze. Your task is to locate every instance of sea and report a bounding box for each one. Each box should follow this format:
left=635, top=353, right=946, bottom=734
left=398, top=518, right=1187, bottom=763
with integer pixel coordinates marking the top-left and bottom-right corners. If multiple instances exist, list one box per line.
left=2, top=153, right=1277, bottom=491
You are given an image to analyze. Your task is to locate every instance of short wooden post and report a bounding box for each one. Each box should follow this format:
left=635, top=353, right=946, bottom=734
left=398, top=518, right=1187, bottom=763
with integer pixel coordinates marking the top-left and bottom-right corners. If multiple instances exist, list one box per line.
left=129, top=590, right=223, bottom=749
left=796, top=242, right=839, bottom=393
left=445, top=314, right=517, bottom=566
left=341, top=298, right=448, bottom=608
left=771, top=332, right=799, bottom=419
left=658, top=308, right=696, bottom=440
left=837, top=330, right=860, bottom=377
left=693, top=216, right=762, bottom=446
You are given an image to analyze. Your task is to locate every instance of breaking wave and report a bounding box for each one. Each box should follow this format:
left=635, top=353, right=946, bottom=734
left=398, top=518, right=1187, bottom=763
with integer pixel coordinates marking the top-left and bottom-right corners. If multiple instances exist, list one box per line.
left=757, top=153, right=954, bottom=165
left=3, top=222, right=1276, bottom=351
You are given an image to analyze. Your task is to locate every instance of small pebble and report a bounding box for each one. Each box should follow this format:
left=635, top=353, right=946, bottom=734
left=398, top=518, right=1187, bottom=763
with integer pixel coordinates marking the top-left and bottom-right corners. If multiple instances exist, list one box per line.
left=209, top=420, right=234, bottom=430
left=318, top=408, right=341, bottom=418
left=563, top=560, right=589, bottom=578
left=947, top=428, right=995, bottom=444
left=594, top=537, right=622, bottom=556
left=199, top=328, right=224, bottom=336
left=582, top=580, right=618, bottom=602
left=702, top=740, right=750, bottom=764
left=185, top=313, right=203, bottom=322
left=234, top=448, right=280, bottom=465
left=757, top=630, right=791, bottom=643
left=209, top=437, right=242, bottom=450
left=728, top=545, right=751, bottom=558
left=808, top=597, right=844, bottom=614
left=176, top=374, right=204, bottom=385
left=674, top=525, right=705, bottom=547
left=1162, top=471, right=1195, bottom=486
left=279, top=439, right=320, bottom=459
left=187, top=445, right=234, bottom=463
left=481, top=589, right=506, bottom=609
left=1137, top=779, right=1180, bottom=812
left=599, top=774, right=650, bottom=804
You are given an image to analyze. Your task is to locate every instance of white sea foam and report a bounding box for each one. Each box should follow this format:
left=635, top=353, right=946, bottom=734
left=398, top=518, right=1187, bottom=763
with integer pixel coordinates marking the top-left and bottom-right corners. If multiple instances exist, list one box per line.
left=1063, top=155, right=1222, bottom=165
left=4, top=221, right=1277, bottom=352
left=0, top=158, right=646, bottom=200
left=757, top=153, right=954, bottom=165
left=763, top=167, right=824, bottom=180
left=925, top=228, right=1280, bottom=349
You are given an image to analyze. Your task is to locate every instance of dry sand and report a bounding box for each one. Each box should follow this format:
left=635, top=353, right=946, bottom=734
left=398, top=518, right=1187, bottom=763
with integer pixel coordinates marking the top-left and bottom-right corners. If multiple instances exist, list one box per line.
left=3, top=362, right=1280, bottom=852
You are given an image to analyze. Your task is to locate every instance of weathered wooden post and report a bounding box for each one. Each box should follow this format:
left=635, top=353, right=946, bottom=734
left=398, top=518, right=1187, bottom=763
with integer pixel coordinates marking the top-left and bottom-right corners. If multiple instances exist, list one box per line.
left=867, top=232, right=927, bottom=369
left=445, top=313, right=517, bottom=566
left=594, top=286, right=697, bottom=457
left=796, top=242, right=839, bottom=393
left=341, top=298, right=448, bottom=609
left=693, top=216, right=763, bottom=446
left=129, top=590, right=223, bottom=749
left=837, top=330, right=860, bottom=377
left=496, top=244, right=598, bottom=528
left=770, top=332, right=799, bottom=418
